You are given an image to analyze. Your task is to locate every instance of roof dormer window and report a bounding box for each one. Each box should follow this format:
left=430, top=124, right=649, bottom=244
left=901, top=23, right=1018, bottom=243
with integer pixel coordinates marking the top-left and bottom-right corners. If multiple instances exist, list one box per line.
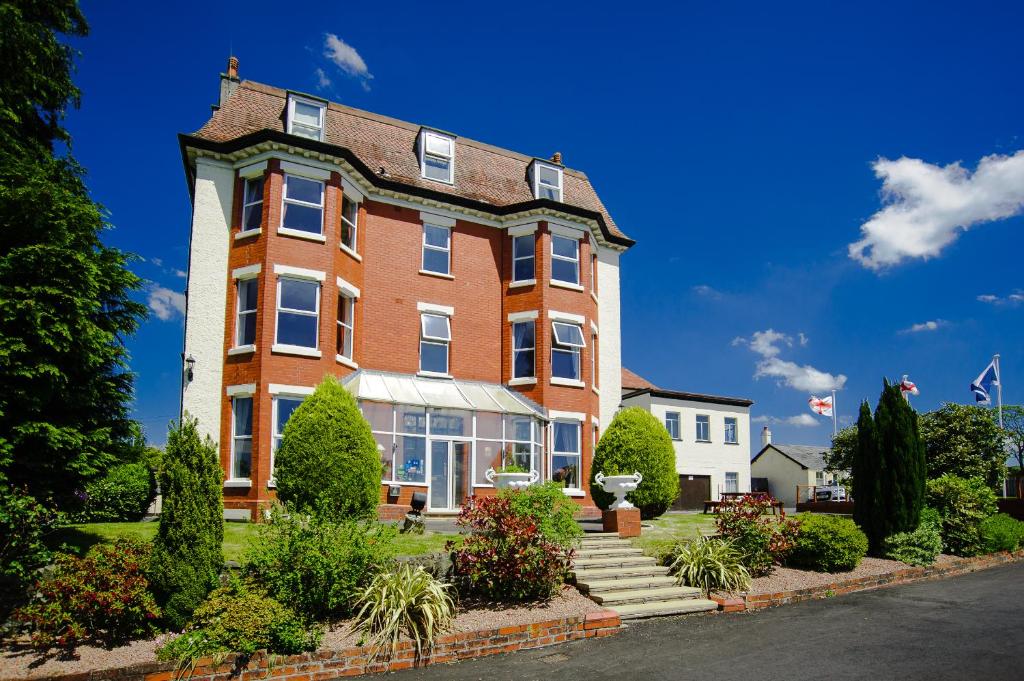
left=531, top=161, right=563, bottom=202
left=419, top=130, right=454, bottom=184
left=287, top=94, right=326, bottom=141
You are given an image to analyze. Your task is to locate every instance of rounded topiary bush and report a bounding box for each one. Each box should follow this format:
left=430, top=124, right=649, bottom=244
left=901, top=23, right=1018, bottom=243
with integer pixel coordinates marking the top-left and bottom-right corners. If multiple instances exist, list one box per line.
left=274, top=376, right=381, bottom=520
left=788, top=514, right=868, bottom=572
left=979, top=513, right=1024, bottom=553
left=76, top=462, right=154, bottom=522
left=589, top=407, right=677, bottom=519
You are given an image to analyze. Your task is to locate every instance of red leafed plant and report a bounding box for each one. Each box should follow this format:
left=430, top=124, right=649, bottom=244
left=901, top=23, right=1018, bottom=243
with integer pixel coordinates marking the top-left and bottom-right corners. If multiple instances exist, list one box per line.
left=14, top=538, right=160, bottom=650
left=447, top=495, right=572, bottom=602
left=715, top=494, right=800, bottom=577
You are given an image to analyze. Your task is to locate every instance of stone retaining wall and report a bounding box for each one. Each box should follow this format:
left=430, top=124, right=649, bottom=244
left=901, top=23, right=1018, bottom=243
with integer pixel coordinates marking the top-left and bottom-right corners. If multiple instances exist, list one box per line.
left=36, top=611, right=621, bottom=681
left=711, top=549, right=1024, bottom=612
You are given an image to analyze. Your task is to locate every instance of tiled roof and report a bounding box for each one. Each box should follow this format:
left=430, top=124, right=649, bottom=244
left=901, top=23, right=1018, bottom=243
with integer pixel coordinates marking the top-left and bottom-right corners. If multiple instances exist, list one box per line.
left=621, top=367, right=659, bottom=391
left=754, top=444, right=829, bottom=470
left=190, top=81, right=630, bottom=244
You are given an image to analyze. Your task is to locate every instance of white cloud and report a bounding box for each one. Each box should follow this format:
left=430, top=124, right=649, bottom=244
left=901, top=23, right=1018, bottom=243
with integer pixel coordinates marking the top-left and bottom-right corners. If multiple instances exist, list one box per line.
left=849, top=150, right=1024, bottom=270
left=752, top=414, right=821, bottom=427
left=315, top=67, right=331, bottom=89
left=736, top=329, right=847, bottom=393
left=899, top=319, right=947, bottom=334
left=798, top=332, right=809, bottom=347
left=323, top=34, right=373, bottom=90
left=978, top=290, right=1024, bottom=306
left=692, top=284, right=722, bottom=299
left=147, top=285, right=185, bottom=322
left=173, top=269, right=187, bottom=279
left=151, top=257, right=163, bottom=267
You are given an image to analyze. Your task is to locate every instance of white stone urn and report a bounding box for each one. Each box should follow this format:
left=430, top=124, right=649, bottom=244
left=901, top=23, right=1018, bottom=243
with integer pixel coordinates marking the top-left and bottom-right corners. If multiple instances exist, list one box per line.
left=594, top=471, right=643, bottom=510
left=485, top=467, right=539, bottom=490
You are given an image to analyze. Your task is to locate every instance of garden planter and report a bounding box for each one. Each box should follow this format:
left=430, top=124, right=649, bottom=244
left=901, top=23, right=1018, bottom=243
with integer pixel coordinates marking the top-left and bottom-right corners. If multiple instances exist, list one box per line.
left=594, top=471, right=643, bottom=510
left=485, top=467, right=539, bottom=490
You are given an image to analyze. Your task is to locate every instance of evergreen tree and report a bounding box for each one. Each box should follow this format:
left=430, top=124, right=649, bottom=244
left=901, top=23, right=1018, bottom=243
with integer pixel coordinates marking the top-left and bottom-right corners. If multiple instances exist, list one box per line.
left=852, top=400, right=885, bottom=553
left=273, top=377, right=381, bottom=520
left=149, top=417, right=223, bottom=630
left=0, top=0, right=146, bottom=506
left=875, top=380, right=925, bottom=535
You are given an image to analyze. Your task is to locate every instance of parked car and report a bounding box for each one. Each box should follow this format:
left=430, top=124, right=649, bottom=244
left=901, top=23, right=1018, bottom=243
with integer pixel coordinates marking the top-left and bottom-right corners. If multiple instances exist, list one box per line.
left=808, top=484, right=847, bottom=502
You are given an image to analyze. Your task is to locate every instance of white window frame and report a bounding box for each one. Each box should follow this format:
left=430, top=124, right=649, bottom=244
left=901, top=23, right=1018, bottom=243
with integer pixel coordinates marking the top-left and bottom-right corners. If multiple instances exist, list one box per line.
left=287, top=94, right=325, bottom=141
left=551, top=420, right=582, bottom=491
left=725, top=472, right=739, bottom=494
left=337, top=293, right=355, bottom=362
left=275, top=277, right=320, bottom=351
left=241, top=176, right=264, bottom=232
left=340, top=194, right=359, bottom=253
left=550, top=234, right=580, bottom=285
left=270, top=394, right=305, bottom=482
left=551, top=321, right=585, bottom=382
left=724, top=417, right=738, bottom=444
left=512, top=233, right=535, bottom=283
left=511, top=320, right=535, bottom=379
left=235, top=278, right=258, bottom=348
left=419, top=130, right=454, bottom=184
left=280, top=173, right=325, bottom=236
left=421, top=223, right=451, bottom=276
left=533, top=162, right=563, bottom=201
left=590, top=330, right=598, bottom=391
left=665, top=412, right=681, bottom=440
left=419, top=312, right=451, bottom=375
left=696, top=414, right=711, bottom=442
left=230, top=395, right=253, bottom=482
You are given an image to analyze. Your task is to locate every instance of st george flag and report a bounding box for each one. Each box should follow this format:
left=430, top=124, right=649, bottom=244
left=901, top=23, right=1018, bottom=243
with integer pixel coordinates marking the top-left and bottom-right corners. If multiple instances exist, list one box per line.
left=808, top=395, right=834, bottom=416
left=971, top=359, right=999, bottom=405
left=900, top=375, right=919, bottom=396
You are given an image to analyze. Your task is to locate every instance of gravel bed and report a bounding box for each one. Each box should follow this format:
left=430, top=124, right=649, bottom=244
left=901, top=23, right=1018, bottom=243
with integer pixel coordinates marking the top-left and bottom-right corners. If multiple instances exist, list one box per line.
left=1, top=587, right=598, bottom=680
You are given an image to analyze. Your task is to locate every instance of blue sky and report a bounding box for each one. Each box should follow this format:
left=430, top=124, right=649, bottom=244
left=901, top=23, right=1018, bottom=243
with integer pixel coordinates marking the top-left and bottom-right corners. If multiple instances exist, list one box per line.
left=67, top=1, right=1024, bottom=451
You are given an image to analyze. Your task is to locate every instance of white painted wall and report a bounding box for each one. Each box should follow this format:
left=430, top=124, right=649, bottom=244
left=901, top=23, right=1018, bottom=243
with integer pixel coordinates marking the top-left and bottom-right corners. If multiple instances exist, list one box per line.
left=181, top=157, right=233, bottom=442
left=750, top=447, right=832, bottom=506
left=621, top=393, right=752, bottom=501
left=596, top=246, right=622, bottom=433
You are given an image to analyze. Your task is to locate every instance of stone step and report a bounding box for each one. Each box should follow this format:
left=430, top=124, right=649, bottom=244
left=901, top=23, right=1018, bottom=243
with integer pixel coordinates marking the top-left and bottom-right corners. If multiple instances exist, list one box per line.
left=579, top=538, right=634, bottom=550
left=575, top=547, right=645, bottom=558
left=580, top=532, right=621, bottom=539
left=590, top=585, right=704, bottom=606
left=573, top=555, right=658, bottom=569
left=573, top=565, right=671, bottom=581
left=577, top=575, right=679, bottom=593
left=610, top=598, right=719, bottom=620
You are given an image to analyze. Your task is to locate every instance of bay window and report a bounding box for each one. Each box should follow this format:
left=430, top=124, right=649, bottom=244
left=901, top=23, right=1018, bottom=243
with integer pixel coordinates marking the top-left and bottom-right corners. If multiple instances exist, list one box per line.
left=551, top=321, right=585, bottom=381
left=552, top=421, right=581, bottom=489
left=276, top=277, right=320, bottom=349
left=271, top=395, right=304, bottom=476
left=230, top=396, right=253, bottom=480
left=336, top=293, right=355, bottom=361
left=550, top=234, right=579, bottom=285
left=241, top=177, right=264, bottom=232
left=340, top=195, right=358, bottom=252
left=235, top=278, right=258, bottom=347
left=512, top=233, right=535, bottom=282
left=512, top=321, right=535, bottom=379
left=281, top=174, right=324, bottom=235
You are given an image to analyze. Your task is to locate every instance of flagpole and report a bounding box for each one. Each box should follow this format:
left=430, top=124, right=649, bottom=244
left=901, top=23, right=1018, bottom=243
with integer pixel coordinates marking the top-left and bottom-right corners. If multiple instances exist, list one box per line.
left=995, top=354, right=1003, bottom=428
left=831, top=389, right=837, bottom=437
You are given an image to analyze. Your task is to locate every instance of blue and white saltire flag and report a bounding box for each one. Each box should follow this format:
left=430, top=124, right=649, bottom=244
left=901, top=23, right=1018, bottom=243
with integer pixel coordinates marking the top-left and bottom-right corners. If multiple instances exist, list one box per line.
left=970, top=360, right=1000, bottom=405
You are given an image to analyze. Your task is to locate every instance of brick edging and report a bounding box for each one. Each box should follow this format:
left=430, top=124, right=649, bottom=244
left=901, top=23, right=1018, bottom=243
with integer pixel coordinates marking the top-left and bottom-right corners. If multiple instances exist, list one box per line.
left=710, top=549, right=1024, bottom=612
left=30, top=610, right=621, bottom=681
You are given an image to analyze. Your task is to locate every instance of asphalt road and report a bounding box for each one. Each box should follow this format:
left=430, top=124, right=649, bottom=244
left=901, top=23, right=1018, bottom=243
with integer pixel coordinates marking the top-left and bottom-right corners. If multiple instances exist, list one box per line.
left=393, top=562, right=1024, bottom=681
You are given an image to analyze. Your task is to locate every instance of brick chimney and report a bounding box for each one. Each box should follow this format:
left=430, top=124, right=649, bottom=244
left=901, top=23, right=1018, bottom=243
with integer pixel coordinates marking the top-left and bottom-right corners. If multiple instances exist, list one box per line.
left=550, top=151, right=562, bottom=165
left=218, top=56, right=240, bottom=109
left=761, top=426, right=772, bottom=448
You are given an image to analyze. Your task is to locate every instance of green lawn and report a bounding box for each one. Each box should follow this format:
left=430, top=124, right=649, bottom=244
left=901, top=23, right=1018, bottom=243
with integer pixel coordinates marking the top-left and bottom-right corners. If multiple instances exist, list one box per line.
left=47, top=521, right=458, bottom=563
left=633, top=512, right=717, bottom=559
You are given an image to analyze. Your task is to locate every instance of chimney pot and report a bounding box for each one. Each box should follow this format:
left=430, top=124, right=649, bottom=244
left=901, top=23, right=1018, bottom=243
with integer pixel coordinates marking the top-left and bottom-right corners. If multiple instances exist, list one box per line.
left=761, top=425, right=772, bottom=447
left=227, top=56, right=239, bottom=79
left=550, top=151, right=562, bottom=165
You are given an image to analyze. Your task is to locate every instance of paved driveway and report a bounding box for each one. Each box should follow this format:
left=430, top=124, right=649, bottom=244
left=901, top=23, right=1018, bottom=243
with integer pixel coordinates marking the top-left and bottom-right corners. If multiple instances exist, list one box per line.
left=394, top=562, right=1024, bottom=681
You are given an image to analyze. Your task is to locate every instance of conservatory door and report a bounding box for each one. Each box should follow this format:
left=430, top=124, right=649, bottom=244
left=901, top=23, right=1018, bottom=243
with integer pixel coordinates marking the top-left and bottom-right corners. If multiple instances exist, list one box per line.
left=429, top=440, right=470, bottom=510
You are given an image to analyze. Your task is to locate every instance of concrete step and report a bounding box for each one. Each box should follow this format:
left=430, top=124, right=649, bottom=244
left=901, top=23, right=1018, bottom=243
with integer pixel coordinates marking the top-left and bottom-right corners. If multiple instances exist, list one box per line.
left=579, top=539, right=634, bottom=550
left=590, top=585, right=704, bottom=606
left=577, top=575, right=679, bottom=593
left=610, top=598, right=719, bottom=620
left=573, top=555, right=658, bottom=569
left=576, top=547, right=645, bottom=558
left=581, top=532, right=621, bottom=539
left=573, top=565, right=671, bottom=581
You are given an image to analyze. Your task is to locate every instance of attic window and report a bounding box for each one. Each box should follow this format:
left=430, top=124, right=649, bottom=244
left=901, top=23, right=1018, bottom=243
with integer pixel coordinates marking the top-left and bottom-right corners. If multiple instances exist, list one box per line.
left=532, top=162, right=563, bottom=201
left=287, top=95, right=325, bottom=141
left=419, top=130, right=454, bottom=184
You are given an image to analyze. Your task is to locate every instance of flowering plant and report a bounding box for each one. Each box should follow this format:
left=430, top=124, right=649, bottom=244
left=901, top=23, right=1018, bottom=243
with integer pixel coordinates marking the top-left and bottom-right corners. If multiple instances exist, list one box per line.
left=715, top=494, right=800, bottom=576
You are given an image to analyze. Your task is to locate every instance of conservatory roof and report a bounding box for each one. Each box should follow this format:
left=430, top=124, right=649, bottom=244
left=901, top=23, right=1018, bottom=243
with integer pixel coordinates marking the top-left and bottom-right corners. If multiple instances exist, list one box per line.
left=340, top=370, right=545, bottom=418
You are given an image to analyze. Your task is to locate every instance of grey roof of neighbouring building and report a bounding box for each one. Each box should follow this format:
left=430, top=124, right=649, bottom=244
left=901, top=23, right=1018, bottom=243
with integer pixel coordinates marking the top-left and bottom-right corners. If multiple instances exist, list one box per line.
left=751, top=444, right=829, bottom=471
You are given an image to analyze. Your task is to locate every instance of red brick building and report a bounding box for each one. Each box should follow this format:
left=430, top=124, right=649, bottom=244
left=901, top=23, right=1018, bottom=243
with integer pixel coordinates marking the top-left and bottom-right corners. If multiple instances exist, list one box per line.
left=178, top=58, right=632, bottom=520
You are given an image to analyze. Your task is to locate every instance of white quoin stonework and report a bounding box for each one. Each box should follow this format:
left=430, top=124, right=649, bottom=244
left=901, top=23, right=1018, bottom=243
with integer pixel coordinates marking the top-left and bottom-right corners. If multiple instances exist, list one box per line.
left=181, top=157, right=234, bottom=442
left=597, top=246, right=622, bottom=433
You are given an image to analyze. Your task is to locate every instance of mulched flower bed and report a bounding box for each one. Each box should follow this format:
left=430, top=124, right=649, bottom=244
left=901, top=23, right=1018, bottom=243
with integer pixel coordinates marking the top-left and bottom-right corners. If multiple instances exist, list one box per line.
left=0, top=587, right=600, bottom=680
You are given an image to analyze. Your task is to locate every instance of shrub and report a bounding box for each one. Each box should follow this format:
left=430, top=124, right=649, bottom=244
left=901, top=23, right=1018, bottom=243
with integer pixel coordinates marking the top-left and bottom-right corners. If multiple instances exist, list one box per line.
left=353, top=563, right=456, bottom=658
left=979, top=513, right=1024, bottom=553
left=499, top=481, right=582, bottom=550
left=149, top=416, right=224, bottom=630
left=156, top=582, right=320, bottom=664
left=243, top=506, right=397, bottom=621
left=14, top=538, right=159, bottom=649
left=449, top=495, right=570, bottom=602
left=669, top=537, right=751, bottom=595
left=882, top=509, right=943, bottom=566
left=788, top=514, right=868, bottom=572
left=715, top=494, right=799, bottom=576
left=589, top=407, right=678, bottom=519
left=273, top=377, right=381, bottom=521
left=0, top=486, right=55, bottom=601
left=926, top=475, right=998, bottom=556
left=73, top=462, right=154, bottom=522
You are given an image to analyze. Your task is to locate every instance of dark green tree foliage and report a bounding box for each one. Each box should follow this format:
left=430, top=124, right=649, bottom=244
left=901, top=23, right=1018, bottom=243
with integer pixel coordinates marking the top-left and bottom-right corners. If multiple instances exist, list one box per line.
left=875, top=380, right=925, bottom=535
left=852, top=401, right=884, bottom=552
left=149, top=417, right=223, bottom=630
left=273, top=377, right=381, bottom=520
left=0, top=0, right=146, bottom=506
left=919, top=403, right=1006, bottom=490
left=589, top=407, right=678, bottom=519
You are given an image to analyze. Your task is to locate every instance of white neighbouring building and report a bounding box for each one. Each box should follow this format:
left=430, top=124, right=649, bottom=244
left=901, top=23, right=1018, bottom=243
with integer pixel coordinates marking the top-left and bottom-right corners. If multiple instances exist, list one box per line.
left=620, top=369, right=753, bottom=509
left=750, top=426, right=834, bottom=507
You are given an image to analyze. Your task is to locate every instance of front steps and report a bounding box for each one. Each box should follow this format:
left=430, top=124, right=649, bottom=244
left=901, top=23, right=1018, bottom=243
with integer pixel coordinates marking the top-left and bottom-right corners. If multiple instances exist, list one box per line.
left=573, top=533, right=718, bottom=620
